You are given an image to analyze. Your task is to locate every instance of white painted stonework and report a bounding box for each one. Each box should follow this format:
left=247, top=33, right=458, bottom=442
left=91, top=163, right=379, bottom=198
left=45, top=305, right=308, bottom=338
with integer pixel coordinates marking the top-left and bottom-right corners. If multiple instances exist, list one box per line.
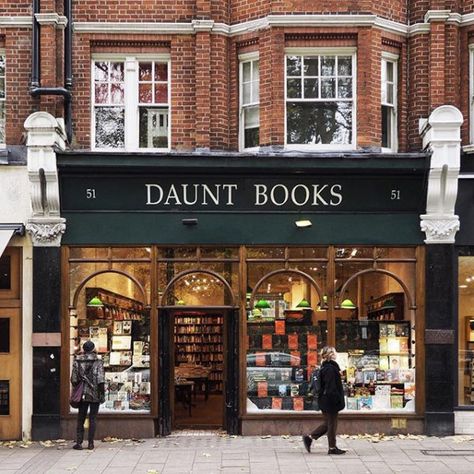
left=24, top=112, right=67, bottom=247
left=419, top=105, right=464, bottom=244
left=0, top=167, right=31, bottom=223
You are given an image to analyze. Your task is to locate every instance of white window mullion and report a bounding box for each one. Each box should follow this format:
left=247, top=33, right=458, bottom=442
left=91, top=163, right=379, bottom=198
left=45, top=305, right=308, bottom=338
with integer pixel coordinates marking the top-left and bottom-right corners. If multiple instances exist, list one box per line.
left=125, top=57, right=138, bottom=150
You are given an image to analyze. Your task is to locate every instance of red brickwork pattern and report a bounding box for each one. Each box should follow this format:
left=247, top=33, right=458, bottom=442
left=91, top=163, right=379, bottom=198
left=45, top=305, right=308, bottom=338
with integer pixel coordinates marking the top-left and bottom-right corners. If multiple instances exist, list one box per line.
left=73, top=1, right=196, bottom=22
left=2, top=0, right=473, bottom=151
left=429, top=22, right=446, bottom=110
left=210, top=35, right=230, bottom=149
left=3, top=29, right=34, bottom=145
left=357, top=28, right=382, bottom=148
left=0, top=2, right=31, bottom=14
left=408, top=0, right=430, bottom=24
left=408, top=33, right=429, bottom=150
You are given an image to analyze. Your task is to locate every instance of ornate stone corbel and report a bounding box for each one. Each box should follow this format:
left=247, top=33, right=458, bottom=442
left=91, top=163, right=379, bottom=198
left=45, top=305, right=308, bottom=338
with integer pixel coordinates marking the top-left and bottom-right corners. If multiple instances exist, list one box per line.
left=419, top=106, right=463, bottom=244
left=24, top=112, right=67, bottom=247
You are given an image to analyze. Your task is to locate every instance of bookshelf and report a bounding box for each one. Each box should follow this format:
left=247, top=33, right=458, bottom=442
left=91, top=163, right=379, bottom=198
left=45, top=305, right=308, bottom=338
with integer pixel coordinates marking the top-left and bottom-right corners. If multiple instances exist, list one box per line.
left=174, top=313, right=224, bottom=392
left=366, top=292, right=404, bottom=321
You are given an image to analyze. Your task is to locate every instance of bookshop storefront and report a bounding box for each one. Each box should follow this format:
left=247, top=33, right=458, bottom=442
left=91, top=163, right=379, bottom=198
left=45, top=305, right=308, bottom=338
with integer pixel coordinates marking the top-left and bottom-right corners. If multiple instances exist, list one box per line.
left=58, top=153, right=428, bottom=437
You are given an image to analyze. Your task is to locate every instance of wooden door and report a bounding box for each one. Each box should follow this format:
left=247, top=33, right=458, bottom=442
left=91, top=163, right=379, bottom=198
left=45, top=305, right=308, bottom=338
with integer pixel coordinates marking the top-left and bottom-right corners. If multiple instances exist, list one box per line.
left=0, top=307, right=21, bottom=440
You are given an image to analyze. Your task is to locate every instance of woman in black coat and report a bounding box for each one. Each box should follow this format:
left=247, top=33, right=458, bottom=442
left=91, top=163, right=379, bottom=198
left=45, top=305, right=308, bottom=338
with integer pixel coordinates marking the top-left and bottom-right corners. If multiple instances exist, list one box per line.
left=303, top=346, right=346, bottom=455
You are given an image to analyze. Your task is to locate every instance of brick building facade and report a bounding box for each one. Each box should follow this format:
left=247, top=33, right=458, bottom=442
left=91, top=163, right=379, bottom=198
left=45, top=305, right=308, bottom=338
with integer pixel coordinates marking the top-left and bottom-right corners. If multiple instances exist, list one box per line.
left=1, top=1, right=474, bottom=440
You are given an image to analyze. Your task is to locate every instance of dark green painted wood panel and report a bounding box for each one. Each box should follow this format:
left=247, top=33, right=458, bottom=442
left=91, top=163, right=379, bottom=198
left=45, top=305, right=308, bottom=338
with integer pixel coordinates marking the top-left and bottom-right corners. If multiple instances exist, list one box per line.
left=61, top=212, right=423, bottom=245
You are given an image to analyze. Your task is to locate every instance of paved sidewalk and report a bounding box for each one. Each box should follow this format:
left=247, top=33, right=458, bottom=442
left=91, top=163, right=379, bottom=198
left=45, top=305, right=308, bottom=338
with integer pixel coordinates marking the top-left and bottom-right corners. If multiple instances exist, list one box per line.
left=1, top=432, right=474, bottom=474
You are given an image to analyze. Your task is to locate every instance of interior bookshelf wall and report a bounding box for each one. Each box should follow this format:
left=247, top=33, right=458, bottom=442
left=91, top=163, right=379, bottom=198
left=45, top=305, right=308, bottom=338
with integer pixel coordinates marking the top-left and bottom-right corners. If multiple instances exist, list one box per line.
left=174, top=313, right=224, bottom=392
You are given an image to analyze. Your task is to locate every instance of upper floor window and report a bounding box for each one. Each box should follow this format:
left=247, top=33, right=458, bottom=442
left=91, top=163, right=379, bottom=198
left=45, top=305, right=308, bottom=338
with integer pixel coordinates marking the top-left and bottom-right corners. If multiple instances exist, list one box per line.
left=239, top=55, right=259, bottom=150
left=381, top=54, right=398, bottom=151
left=92, top=56, right=170, bottom=151
left=285, top=49, right=356, bottom=150
left=0, top=53, right=5, bottom=146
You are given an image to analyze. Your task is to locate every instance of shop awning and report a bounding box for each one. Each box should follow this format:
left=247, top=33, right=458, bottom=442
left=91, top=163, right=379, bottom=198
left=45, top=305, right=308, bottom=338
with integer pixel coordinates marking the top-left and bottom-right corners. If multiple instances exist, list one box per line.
left=0, top=224, right=25, bottom=258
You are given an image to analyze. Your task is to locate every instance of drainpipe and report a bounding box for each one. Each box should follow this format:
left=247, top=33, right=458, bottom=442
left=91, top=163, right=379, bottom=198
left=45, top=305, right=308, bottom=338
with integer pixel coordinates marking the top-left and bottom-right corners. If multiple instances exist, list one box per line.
left=30, top=0, right=73, bottom=143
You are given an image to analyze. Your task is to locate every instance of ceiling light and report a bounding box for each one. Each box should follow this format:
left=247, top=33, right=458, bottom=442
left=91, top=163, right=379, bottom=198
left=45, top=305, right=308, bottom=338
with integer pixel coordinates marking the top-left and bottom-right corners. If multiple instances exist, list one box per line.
left=340, top=299, right=357, bottom=309
left=467, top=277, right=472, bottom=283
left=459, top=285, right=468, bottom=289
left=295, top=219, right=312, bottom=228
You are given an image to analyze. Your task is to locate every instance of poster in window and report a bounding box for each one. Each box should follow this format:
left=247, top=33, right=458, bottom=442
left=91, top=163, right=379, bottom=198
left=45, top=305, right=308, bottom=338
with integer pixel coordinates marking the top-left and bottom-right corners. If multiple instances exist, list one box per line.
left=113, top=322, right=124, bottom=335
left=112, top=335, right=132, bottom=350
left=288, top=333, right=298, bottom=350
left=262, top=334, right=273, bottom=350
left=275, top=320, right=285, bottom=335
left=123, top=320, right=132, bottom=335
left=257, top=381, right=268, bottom=398
left=272, top=397, right=282, bottom=409
left=293, top=397, right=304, bottom=411
left=307, top=334, right=317, bottom=350
left=307, top=351, right=317, bottom=367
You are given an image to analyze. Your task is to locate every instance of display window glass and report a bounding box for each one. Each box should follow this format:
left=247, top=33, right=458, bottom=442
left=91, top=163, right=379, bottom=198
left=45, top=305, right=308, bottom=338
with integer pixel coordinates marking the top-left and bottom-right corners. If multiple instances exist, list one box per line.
left=245, top=246, right=418, bottom=414
left=458, top=256, right=474, bottom=406
left=68, top=252, right=152, bottom=414
left=335, top=262, right=416, bottom=413
left=246, top=264, right=328, bottom=413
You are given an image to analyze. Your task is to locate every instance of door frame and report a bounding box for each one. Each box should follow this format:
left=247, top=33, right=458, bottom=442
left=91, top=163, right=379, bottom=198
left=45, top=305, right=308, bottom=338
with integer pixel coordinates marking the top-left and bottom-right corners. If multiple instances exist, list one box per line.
left=0, top=247, right=22, bottom=440
left=158, top=306, right=239, bottom=435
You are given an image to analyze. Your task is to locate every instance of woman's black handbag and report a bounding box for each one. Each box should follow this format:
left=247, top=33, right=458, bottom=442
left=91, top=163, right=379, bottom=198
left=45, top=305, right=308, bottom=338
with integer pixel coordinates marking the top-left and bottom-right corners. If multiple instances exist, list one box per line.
left=69, top=381, right=84, bottom=408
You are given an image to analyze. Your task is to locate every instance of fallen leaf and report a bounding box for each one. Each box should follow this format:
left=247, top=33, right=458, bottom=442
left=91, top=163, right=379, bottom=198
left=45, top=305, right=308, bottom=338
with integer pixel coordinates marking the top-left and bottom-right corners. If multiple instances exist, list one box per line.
left=261, top=435, right=271, bottom=439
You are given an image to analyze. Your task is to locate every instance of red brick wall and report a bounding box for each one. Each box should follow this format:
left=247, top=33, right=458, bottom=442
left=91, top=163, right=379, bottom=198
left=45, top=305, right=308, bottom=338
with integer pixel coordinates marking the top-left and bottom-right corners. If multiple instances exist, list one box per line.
left=1, top=0, right=473, bottom=151
left=0, top=2, right=31, bottom=14
left=408, top=33, right=429, bottom=150
left=3, top=29, right=34, bottom=145
left=73, top=1, right=196, bottom=22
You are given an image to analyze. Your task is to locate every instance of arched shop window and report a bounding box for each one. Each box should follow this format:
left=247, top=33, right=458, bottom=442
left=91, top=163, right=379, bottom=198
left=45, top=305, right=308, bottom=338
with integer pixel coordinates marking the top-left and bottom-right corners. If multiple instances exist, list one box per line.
left=160, top=270, right=236, bottom=307
left=157, top=247, right=240, bottom=306
left=245, top=246, right=419, bottom=414
left=68, top=248, right=152, bottom=414
left=458, top=254, right=474, bottom=407
left=246, top=247, right=329, bottom=413
left=335, top=258, right=416, bottom=412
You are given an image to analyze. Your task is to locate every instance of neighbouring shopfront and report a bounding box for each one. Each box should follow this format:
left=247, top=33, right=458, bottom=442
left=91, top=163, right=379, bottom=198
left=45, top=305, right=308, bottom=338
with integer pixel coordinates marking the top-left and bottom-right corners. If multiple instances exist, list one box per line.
left=454, top=170, right=474, bottom=433
left=56, top=152, right=428, bottom=437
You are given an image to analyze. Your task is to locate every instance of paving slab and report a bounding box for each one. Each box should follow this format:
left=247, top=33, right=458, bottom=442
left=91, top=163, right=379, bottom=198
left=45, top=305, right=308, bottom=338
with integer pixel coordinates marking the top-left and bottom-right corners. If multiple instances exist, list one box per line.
left=1, top=434, right=473, bottom=473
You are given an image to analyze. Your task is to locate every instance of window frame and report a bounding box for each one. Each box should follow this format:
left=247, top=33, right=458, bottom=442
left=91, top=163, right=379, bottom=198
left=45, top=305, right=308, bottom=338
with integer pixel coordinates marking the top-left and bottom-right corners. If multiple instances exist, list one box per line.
left=0, top=50, right=6, bottom=148
left=91, top=54, right=171, bottom=152
left=381, top=52, right=399, bottom=153
left=239, top=52, right=260, bottom=151
left=284, top=47, right=357, bottom=151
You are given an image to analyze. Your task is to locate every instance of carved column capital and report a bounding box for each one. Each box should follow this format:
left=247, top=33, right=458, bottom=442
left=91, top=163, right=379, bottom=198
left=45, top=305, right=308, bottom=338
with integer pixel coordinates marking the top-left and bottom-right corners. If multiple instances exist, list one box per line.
left=26, top=219, right=66, bottom=247
left=420, top=215, right=460, bottom=244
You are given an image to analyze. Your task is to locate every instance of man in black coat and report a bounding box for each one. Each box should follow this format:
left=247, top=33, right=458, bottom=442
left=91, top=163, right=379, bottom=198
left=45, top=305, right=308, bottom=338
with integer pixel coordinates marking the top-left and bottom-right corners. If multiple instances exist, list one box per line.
left=303, top=346, right=346, bottom=455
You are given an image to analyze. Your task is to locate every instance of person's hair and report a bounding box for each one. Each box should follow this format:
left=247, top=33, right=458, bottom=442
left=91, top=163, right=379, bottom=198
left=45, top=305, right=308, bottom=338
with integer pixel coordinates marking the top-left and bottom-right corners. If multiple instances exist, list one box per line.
left=320, top=346, right=336, bottom=362
left=82, top=340, right=95, bottom=353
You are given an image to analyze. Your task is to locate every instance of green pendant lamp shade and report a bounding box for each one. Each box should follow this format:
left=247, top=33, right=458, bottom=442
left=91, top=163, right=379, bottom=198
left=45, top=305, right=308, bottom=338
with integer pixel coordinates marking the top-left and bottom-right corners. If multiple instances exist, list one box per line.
left=87, top=296, right=104, bottom=307
left=255, top=299, right=271, bottom=309
left=296, top=299, right=311, bottom=308
left=340, top=298, right=356, bottom=309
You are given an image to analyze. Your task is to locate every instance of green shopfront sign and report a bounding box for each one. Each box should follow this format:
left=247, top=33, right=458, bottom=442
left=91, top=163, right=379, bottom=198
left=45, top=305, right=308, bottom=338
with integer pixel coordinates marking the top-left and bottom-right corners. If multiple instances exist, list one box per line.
left=60, top=175, right=423, bottom=214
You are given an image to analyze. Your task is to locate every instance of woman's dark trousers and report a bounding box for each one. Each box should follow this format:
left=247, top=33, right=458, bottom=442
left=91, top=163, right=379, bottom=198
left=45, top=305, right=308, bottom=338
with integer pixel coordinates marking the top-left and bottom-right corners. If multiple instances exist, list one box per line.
left=310, top=412, right=338, bottom=448
left=76, top=402, right=100, bottom=444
